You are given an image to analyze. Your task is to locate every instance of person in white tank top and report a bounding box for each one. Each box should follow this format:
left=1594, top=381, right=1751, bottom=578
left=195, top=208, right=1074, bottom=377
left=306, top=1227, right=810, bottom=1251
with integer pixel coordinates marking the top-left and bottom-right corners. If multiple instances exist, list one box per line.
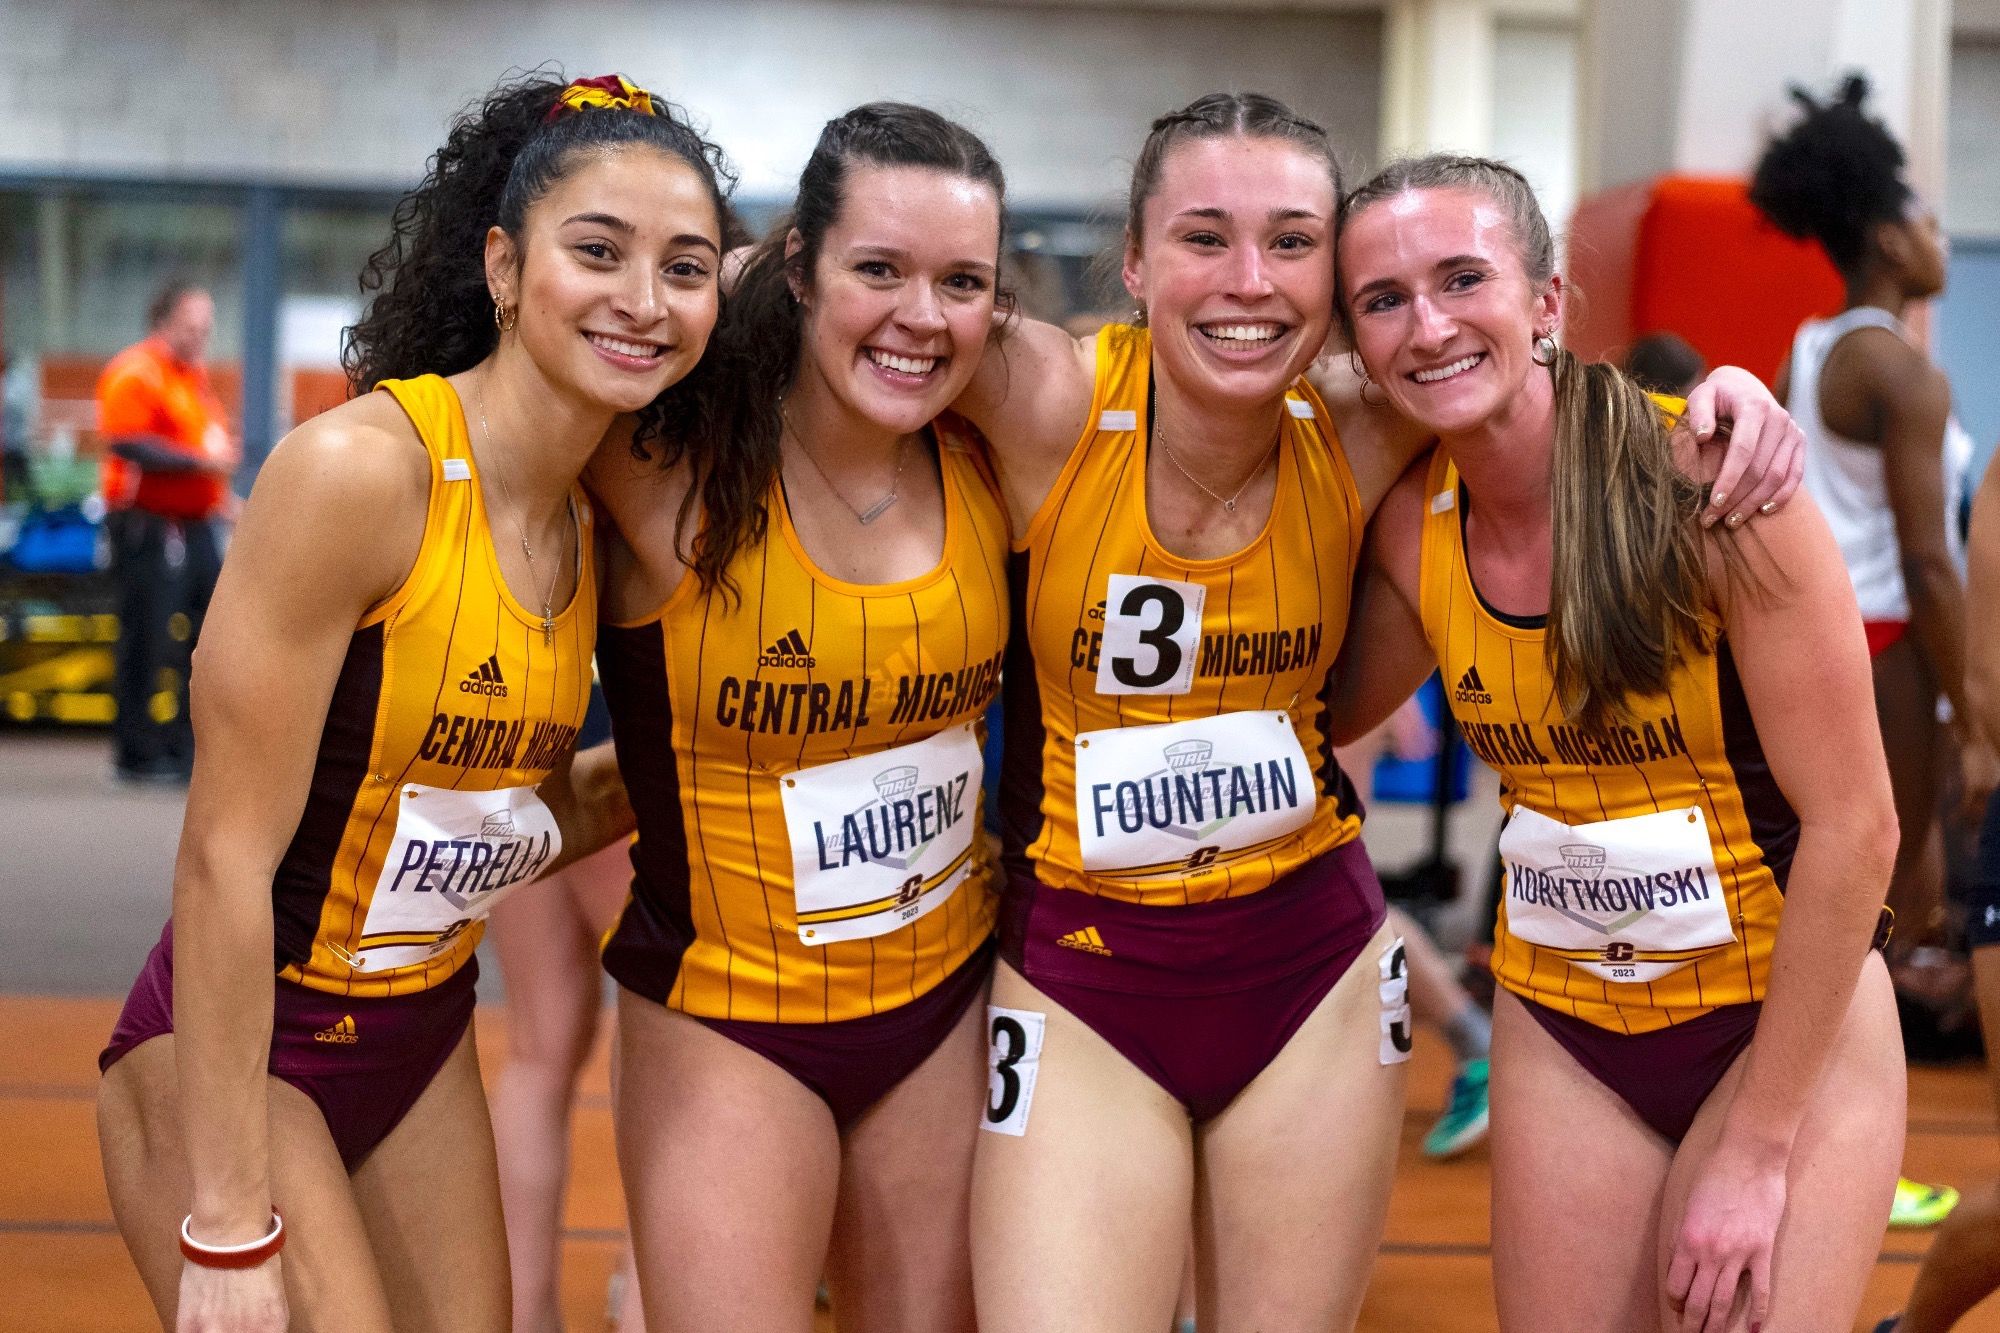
left=1754, top=76, right=2000, bottom=1333
left=1787, top=305, right=1974, bottom=625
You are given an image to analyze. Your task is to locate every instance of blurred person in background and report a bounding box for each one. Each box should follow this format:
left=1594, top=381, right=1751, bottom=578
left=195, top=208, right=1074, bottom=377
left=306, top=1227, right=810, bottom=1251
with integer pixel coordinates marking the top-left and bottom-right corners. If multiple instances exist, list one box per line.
left=96, top=280, right=235, bottom=783
left=1753, top=74, right=1999, bottom=966
left=1624, top=331, right=1706, bottom=398
left=1754, top=78, right=1994, bottom=1237
left=487, top=683, right=644, bottom=1332
left=1881, top=454, right=2000, bottom=1331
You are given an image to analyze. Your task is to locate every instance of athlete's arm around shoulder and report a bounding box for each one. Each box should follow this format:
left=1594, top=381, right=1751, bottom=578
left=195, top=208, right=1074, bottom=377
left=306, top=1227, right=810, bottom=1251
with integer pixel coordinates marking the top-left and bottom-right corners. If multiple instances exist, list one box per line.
left=171, top=393, right=430, bottom=1250
left=1325, top=450, right=1438, bottom=745
left=1305, top=353, right=1436, bottom=520
left=951, top=314, right=1098, bottom=539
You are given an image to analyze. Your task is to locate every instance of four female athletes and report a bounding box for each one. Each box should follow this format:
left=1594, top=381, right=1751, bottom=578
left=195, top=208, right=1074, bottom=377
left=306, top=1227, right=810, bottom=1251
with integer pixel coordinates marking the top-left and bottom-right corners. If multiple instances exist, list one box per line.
left=95, top=64, right=1841, bottom=1333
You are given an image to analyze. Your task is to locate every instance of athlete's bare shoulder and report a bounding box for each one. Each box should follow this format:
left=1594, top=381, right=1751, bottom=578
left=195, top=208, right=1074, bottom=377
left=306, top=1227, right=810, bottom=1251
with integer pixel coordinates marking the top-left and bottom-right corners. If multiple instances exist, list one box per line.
left=1307, top=353, right=1434, bottom=519
left=954, top=315, right=1097, bottom=536
left=231, top=389, right=433, bottom=615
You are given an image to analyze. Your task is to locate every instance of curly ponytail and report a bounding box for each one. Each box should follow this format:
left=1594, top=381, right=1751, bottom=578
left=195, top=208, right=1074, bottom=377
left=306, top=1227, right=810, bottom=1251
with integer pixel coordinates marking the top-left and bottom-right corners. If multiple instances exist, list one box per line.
left=343, top=68, right=738, bottom=398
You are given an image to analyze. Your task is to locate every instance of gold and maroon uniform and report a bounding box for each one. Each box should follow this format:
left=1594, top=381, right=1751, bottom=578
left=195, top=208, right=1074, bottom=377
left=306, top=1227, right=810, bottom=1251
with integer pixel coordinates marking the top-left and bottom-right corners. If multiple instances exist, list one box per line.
left=600, top=418, right=1006, bottom=1026
left=1416, top=448, right=1793, bottom=1035
left=1000, top=324, right=1367, bottom=905
left=274, top=373, right=596, bottom=997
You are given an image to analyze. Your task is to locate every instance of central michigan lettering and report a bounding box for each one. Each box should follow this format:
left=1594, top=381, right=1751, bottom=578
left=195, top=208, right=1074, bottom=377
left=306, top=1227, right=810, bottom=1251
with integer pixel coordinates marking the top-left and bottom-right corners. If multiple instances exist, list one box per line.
left=417, top=715, right=579, bottom=771
left=812, top=773, right=972, bottom=869
left=1068, top=623, right=1321, bottom=679
left=1087, top=757, right=1303, bottom=838
left=716, top=677, right=873, bottom=737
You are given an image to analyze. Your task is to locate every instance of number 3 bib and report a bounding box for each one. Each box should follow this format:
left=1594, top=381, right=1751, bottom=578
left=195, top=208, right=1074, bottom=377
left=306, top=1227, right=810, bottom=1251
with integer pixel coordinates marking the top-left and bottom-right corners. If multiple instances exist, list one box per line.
left=780, top=725, right=985, bottom=946
left=1498, top=804, right=1736, bottom=983
left=352, top=783, right=561, bottom=972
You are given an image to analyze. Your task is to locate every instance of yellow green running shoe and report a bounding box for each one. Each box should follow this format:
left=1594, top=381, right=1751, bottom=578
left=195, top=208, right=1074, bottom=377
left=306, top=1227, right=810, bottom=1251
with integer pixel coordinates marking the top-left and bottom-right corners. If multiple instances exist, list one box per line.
left=1889, top=1176, right=1960, bottom=1228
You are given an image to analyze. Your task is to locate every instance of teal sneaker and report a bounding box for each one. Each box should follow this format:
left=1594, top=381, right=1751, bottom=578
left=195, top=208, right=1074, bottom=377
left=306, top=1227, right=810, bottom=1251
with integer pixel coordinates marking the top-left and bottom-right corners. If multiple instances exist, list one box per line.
left=1423, top=1057, right=1490, bottom=1159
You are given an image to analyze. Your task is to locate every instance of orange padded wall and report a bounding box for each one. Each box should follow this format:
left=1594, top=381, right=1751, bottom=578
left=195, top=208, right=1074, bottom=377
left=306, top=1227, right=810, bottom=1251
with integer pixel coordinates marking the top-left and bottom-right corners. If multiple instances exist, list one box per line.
left=1566, top=175, right=1845, bottom=383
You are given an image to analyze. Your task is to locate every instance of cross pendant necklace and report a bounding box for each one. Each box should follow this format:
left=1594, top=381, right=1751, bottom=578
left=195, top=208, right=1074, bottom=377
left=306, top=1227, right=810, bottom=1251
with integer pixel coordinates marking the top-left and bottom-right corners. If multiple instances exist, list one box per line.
left=477, top=389, right=571, bottom=646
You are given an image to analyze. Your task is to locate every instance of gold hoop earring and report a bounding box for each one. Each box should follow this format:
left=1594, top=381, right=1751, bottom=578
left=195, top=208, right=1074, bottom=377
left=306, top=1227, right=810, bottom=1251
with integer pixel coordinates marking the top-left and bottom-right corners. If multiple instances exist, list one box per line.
left=1532, top=334, right=1558, bottom=366
left=1349, top=350, right=1388, bottom=407
left=493, top=298, right=517, bottom=333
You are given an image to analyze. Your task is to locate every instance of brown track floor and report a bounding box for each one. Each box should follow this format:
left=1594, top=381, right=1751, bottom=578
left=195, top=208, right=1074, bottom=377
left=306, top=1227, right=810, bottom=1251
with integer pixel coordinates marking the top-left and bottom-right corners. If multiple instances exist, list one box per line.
left=8, top=994, right=1999, bottom=1331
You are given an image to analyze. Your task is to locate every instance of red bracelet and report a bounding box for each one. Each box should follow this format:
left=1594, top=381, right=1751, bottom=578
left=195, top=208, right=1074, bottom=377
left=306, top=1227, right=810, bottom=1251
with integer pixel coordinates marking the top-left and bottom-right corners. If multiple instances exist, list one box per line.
left=179, top=1211, right=285, bottom=1269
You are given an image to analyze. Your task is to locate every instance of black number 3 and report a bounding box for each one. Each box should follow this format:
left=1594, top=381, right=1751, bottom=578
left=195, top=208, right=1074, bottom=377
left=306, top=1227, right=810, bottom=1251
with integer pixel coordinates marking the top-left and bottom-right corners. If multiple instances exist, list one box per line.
left=1111, top=583, right=1186, bottom=688
left=987, top=1015, right=1027, bottom=1123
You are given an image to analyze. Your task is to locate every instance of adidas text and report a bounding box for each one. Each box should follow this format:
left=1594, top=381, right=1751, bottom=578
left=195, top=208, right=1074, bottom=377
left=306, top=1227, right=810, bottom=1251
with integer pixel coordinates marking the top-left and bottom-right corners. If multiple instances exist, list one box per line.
left=1454, top=665, right=1492, bottom=705
left=1056, top=926, right=1113, bottom=956
left=313, top=1016, right=359, bottom=1045
left=460, top=655, right=509, bottom=698
left=759, top=629, right=817, bottom=670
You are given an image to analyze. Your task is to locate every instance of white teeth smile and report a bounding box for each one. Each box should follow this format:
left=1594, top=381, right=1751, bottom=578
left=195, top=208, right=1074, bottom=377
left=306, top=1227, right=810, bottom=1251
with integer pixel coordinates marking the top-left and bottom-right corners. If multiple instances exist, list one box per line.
left=1413, top=354, right=1483, bottom=384
left=867, top=350, right=939, bottom=375
left=589, top=333, right=664, bottom=359
left=1200, top=323, right=1284, bottom=345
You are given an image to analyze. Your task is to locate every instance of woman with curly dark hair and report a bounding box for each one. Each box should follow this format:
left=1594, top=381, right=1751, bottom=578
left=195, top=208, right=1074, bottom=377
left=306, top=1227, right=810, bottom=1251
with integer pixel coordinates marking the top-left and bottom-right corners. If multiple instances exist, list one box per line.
left=1752, top=75, right=1995, bottom=976
left=582, top=101, right=1010, bottom=1331
left=94, top=71, right=729, bottom=1332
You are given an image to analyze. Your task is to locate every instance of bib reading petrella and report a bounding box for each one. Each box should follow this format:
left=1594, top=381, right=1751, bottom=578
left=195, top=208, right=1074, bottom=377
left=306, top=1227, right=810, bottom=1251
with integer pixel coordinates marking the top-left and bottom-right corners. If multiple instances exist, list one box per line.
left=275, top=375, right=595, bottom=997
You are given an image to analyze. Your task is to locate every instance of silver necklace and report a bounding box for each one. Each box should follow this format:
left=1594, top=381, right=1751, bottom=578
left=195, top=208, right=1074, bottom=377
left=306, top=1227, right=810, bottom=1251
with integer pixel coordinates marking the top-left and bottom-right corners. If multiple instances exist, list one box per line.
left=1155, top=423, right=1281, bottom=513
left=477, top=389, right=573, bottom=646
left=781, top=404, right=909, bottom=525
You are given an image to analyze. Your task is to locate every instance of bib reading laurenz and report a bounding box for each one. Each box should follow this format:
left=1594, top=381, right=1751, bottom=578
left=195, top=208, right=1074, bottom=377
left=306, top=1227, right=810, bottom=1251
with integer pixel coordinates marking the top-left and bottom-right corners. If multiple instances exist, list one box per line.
left=598, top=417, right=1007, bottom=1024
left=1002, top=324, right=1367, bottom=905
left=271, top=374, right=595, bottom=997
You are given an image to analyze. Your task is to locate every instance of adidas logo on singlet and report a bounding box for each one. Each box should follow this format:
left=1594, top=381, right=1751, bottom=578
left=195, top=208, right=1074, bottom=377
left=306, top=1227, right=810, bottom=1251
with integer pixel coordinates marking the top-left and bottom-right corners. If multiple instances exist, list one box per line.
left=1056, top=925, right=1113, bottom=956
left=313, top=1015, right=359, bottom=1045
left=460, top=654, right=509, bottom=698
left=758, top=628, right=816, bottom=670
left=1454, top=665, right=1492, bottom=705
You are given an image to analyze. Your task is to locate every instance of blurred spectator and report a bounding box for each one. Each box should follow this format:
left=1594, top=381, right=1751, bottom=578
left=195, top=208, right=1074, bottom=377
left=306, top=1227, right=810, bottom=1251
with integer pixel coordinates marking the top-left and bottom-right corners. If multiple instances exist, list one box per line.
left=95, top=280, right=236, bottom=782
left=1622, top=330, right=1706, bottom=397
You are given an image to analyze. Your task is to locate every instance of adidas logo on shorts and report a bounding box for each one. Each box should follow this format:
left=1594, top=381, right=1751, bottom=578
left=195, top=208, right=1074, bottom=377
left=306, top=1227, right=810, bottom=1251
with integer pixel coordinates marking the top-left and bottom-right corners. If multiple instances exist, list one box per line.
left=1454, top=665, right=1492, bottom=705
left=313, top=1015, right=359, bottom=1045
left=1056, top=925, right=1113, bottom=956
left=460, top=654, right=509, bottom=698
left=758, top=628, right=816, bottom=670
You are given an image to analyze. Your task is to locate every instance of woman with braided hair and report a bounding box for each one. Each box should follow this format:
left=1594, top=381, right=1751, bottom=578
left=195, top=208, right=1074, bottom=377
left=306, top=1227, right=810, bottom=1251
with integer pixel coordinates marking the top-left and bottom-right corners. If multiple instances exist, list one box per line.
left=95, top=71, right=731, bottom=1331
left=1330, top=150, right=1904, bottom=1333
left=950, top=93, right=1804, bottom=1330
left=1752, top=75, right=1997, bottom=975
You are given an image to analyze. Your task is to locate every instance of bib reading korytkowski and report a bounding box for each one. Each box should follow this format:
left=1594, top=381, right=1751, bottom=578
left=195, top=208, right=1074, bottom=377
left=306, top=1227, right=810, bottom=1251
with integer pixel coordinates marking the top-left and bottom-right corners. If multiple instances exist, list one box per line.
left=1073, top=711, right=1315, bottom=876
left=352, top=783, right=561, bottom=972
left=780, top=725, right=985, bottom=946
left=1499, top=804, right=1735, bottom=983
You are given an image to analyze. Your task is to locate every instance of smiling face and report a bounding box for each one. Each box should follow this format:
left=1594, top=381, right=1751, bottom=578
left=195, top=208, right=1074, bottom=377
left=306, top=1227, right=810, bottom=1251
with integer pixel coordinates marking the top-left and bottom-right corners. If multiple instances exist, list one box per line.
left=1339, top=185, right=1560, bottom=439
left=787, top=164, right=1001, bottom=437
left=1123, top=134, right=1336, bottom=413
left=486, top=144, right=723, bottom=414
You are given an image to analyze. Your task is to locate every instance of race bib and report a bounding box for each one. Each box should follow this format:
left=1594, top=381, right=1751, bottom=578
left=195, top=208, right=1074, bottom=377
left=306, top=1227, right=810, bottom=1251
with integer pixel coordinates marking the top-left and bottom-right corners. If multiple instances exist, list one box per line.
left=781, top=725, right=984, bottom=946
left=1095, top=574, right=1205, bottom=697
left=1073, top=710, right=1315, bottom=876
left=352, top=783, right=561, bottom=972
left=1499, top=804, right=1735, bottom=983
